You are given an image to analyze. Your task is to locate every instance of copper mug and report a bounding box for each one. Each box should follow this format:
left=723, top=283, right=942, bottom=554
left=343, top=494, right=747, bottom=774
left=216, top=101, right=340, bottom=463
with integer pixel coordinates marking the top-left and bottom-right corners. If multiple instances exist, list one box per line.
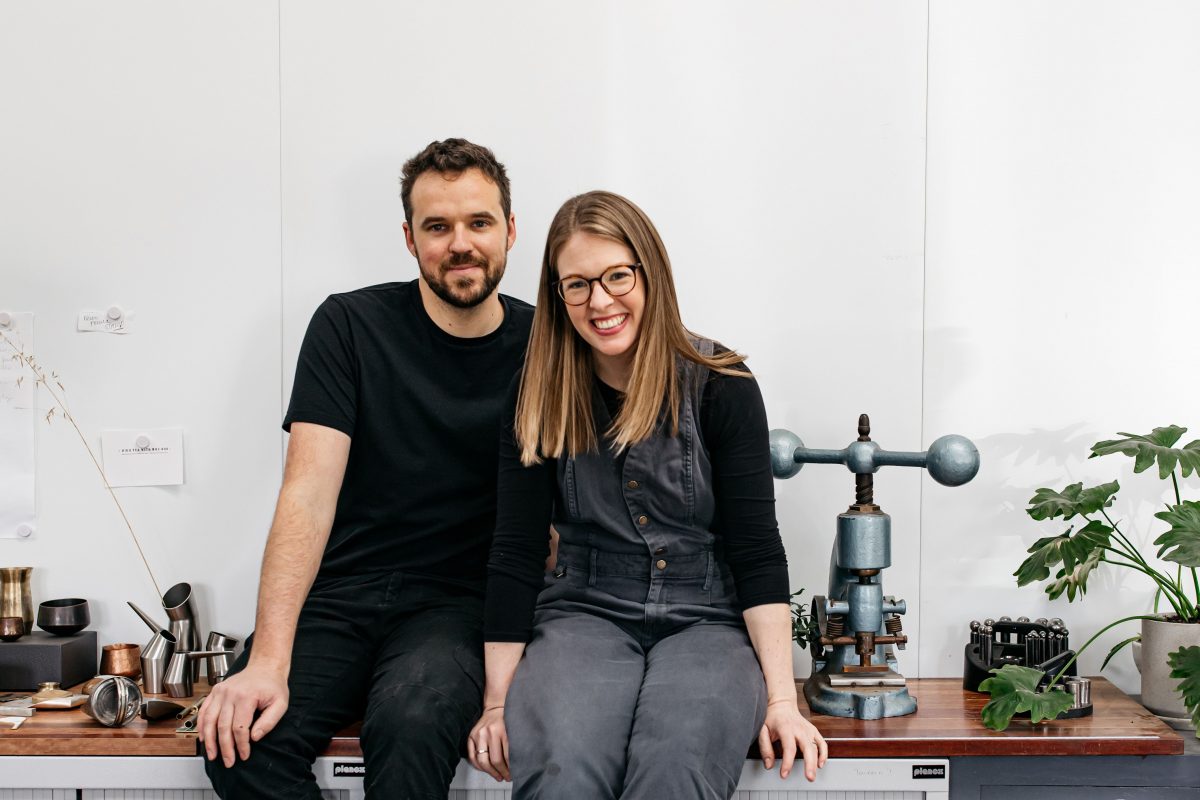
left=99, top=643, right=142, bottom=680
left=0, top=616, right=24, bottom=642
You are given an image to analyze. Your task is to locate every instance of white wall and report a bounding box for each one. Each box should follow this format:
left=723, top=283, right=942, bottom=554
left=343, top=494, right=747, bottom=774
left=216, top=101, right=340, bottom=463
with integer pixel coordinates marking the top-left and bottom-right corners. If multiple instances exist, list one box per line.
left=279, top=0, right=929, bottom=677
left=923, top=0, right=1200, bottom=688
left=0, top=2, right=282, bottom=647
left=0, top=0, right=1195, bottom=696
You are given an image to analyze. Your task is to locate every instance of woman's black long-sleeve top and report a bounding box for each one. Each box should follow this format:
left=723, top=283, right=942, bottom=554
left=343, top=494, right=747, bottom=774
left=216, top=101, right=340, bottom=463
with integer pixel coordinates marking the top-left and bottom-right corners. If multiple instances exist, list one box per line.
left=484, top=367, right=791, bottom=642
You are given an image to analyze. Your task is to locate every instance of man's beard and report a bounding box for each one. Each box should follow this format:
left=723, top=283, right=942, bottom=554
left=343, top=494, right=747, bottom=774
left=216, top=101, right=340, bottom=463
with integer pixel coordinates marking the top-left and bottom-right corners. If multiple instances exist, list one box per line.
left=419, top=252, right=506, bottom=309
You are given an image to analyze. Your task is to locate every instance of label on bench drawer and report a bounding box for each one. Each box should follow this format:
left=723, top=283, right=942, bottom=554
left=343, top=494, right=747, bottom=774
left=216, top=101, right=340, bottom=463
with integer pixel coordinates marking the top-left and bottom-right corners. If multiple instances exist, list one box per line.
left=913, top=764, right=947, bottom=779
left=333, top=763, right=366, bottom=777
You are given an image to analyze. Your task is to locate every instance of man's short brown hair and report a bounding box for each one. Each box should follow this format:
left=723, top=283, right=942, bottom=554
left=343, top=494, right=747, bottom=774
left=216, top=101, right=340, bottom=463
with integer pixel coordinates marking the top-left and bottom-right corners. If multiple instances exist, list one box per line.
left=400, top=138, right=511, bottom=225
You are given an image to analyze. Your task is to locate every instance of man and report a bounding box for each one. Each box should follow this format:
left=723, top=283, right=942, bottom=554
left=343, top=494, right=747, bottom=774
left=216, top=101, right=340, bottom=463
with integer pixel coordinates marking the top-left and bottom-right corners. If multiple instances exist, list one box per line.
left=200, top=138, right=533, bottom=798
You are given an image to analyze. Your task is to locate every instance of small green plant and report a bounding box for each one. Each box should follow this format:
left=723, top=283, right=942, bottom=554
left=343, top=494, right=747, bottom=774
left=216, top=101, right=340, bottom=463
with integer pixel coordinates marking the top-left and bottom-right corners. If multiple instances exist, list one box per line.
left=980, top=425, right=1200, bottom=731
left=979, top=613, right=1155, bottom=731
left=979, top=663, right=1073, bottom=730
left=790, top=589, right=817, bottom=651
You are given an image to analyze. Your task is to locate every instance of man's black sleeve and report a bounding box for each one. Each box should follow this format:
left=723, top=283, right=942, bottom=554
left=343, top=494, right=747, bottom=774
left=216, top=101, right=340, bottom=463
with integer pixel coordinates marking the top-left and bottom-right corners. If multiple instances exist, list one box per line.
left=283, top=296, right=357, bottom=436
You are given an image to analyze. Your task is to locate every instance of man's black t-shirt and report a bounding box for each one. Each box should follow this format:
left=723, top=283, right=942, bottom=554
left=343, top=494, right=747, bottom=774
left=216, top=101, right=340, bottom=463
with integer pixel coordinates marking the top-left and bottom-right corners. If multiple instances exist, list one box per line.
left=283, top=279, right=533, bottom=588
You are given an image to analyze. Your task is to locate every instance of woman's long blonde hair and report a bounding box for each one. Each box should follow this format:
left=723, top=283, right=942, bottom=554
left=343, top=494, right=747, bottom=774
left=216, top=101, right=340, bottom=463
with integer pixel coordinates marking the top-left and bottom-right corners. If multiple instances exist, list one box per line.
left=515, top=190, right=748, bottom=465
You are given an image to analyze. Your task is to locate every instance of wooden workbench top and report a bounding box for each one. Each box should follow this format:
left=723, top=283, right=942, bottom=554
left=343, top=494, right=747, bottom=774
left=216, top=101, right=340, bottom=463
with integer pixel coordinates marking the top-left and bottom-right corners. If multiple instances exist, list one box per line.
left=0, top=677, right=1184, bottom=758
left=323, top=677, right=1186, bottom=759
left=0, top=685, right=205, bottom=756
left=806, top=677, right=1183, bottom=757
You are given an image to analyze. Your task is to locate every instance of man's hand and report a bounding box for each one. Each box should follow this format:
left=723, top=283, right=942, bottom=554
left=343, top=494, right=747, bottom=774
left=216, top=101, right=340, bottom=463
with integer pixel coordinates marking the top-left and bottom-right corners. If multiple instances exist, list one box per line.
left=757, top=698, right=828, bottom=781
left=197, top=663, right=290, bottom=767
left=467, top=705, right=510, bottom=782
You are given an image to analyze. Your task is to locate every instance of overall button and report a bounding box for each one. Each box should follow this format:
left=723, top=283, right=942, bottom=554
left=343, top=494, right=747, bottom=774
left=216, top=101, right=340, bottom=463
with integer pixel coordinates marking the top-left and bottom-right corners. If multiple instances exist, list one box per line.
left=626, top=480, right=639, bottom=490
left=656, top=559, right=667, bottom=570
left=637, top=515, right=649, bottom=526
left=654, top=547, right=667, bottom=555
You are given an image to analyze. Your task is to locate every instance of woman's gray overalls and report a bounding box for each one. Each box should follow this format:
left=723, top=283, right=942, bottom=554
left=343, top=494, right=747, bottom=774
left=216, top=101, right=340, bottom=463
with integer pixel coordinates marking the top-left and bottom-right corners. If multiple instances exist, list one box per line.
left=505, top=342, right=769, bottom=799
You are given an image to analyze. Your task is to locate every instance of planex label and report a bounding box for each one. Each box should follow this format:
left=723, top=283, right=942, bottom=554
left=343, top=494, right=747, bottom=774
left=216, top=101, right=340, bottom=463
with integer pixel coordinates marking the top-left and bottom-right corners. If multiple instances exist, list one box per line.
left=333, top=762, right=366, bottom=777
left=912, top=764, right=946, bottom=780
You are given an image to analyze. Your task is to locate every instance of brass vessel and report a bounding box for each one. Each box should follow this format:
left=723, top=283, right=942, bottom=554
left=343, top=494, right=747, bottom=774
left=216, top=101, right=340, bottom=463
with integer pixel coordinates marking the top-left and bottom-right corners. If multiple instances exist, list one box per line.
left=31, top=682, right=72, bottom=702
left=0, top=567, right=34, bottom=631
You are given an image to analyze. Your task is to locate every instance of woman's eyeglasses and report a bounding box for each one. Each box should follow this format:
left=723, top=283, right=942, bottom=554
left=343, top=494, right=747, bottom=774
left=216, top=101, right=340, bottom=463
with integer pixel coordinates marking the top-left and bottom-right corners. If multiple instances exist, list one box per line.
left=555, top=264, right=642, bottom=306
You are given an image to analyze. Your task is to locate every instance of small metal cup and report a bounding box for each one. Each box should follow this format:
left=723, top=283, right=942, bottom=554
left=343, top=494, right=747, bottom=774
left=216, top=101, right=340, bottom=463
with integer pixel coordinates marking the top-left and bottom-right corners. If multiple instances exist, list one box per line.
left=1063, top=676, right=1092, bottom=708
left=99, top=643, right=142, bottom=679
left=0, top=616, right=24, bottom=642
left=204, top=631, right=239, bottom=683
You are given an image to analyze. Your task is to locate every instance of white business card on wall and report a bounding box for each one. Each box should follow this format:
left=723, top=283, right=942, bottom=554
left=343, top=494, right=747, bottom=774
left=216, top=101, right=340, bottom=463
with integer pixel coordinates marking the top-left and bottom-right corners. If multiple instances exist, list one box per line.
left=78, top=307, right=134, bottom=334
left=101, top=428, right=184, bottom=487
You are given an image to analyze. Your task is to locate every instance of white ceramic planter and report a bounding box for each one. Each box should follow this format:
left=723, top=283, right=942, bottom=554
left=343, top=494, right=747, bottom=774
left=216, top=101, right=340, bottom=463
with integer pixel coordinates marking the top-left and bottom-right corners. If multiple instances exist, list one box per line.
left=1132, top=614, right=1200, bottom=729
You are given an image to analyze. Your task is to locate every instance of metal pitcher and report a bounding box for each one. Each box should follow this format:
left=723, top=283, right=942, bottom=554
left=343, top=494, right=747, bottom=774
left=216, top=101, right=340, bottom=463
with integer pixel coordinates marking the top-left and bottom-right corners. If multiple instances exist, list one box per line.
left=140, top=629, right=177, bottom=695
left=128, top=601, right=177, bottom=695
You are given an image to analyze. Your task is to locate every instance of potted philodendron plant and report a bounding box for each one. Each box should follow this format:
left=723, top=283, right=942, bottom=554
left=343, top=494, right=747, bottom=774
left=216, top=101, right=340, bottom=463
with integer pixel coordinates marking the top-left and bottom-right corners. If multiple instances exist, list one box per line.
left=980, top=425, right=1200, bottom=734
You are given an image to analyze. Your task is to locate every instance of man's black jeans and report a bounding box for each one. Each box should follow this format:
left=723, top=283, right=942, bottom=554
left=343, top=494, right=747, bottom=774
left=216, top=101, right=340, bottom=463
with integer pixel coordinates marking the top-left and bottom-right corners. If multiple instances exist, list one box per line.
left=205, top=570, right=484, bottom=799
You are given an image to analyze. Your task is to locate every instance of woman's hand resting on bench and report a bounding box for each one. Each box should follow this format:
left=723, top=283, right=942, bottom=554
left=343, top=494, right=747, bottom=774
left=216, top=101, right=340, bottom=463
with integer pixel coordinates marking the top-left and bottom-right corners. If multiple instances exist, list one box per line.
left=468, top=704, right=510, bottom=781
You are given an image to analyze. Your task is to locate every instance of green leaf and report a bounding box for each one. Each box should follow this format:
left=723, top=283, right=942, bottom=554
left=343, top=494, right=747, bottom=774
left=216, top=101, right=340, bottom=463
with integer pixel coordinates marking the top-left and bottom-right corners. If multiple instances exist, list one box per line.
left=1015, top=520, right=1111, bottom=595
left=1167, top=645, right=1200, bottom=732
left=1153, top=501, right=1200, bottom=568
left=1074, top=519, right=1115, bottom=551
left=1090, top=426, right=1200, bottom=479
left=979, top=689, right=1023, bottom=732
left=1015, top=529, right=1073, bottom=586
left=1100, top=635, right=1141, bottom=671
left=1027, top=482, right=1120, bottom=521
left=1045, top=548, right=1102, bottom=602
left=979, top=664, right=1075, bottom=731
left=790, top=589, right=816, bottom=649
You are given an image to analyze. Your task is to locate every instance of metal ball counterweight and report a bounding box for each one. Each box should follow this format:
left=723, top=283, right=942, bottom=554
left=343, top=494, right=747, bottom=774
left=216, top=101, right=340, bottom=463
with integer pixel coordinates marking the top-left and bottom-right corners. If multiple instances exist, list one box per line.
left=768, top=426, right=979, bottom=484
left=768, top=429, right=805, bottom=479
left=925, top=434, right=980, bottom=486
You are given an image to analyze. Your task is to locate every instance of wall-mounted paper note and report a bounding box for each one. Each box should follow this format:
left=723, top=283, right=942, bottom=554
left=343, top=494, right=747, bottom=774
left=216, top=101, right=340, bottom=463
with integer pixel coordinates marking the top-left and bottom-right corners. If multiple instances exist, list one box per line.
left=101, top=428, right=184, bottom=487
left=77, top=308, right=134, bottom=334
left=0, top=312, right=37, bottom=539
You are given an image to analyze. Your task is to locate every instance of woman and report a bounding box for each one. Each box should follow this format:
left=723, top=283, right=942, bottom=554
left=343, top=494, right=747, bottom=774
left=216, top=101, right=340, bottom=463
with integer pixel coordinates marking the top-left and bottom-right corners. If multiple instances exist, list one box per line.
left=468, top=191, right=826, bottom=798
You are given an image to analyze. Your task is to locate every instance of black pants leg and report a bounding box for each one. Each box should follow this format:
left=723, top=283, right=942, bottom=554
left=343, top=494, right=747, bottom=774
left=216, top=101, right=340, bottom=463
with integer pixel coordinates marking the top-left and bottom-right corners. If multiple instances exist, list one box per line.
left=206, top=573, right=391, bottom=799
left=361, top=590, right=484, bottom=799
left=205, top=572, right=484, bottom=799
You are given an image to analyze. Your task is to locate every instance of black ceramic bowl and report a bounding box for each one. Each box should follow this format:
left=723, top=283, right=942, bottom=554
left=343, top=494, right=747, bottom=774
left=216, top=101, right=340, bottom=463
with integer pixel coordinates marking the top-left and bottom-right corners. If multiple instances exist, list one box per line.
left=36, top=598, right=90, bottom=636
